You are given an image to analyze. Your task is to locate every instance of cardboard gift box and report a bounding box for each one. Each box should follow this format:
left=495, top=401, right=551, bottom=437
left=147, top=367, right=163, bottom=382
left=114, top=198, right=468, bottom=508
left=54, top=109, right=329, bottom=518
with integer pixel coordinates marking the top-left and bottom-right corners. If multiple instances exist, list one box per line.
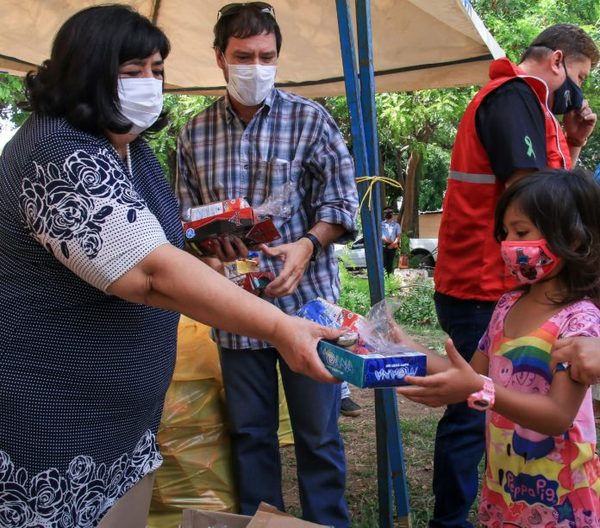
left=224, top=256, right=275, bottom=296
left=182, top=198, right=280, bottom=255
left=229, top=271, right=275, bottom=296
left=297, top=298, right=426, bottom=388
left=181, top=502, right=330, bottom=528
left=316, top=339, right=426, bottom=389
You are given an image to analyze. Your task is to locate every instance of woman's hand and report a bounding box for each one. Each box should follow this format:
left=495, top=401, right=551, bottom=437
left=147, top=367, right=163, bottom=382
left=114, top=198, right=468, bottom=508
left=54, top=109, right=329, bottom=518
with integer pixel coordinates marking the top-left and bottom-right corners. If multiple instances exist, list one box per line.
left=270, top=315, right=344, bottom=383
left=108, top=244, right=339, bottom=383
left=396, top=339, right=483, bottom=407
left=551, top=337, right=600, bottom=386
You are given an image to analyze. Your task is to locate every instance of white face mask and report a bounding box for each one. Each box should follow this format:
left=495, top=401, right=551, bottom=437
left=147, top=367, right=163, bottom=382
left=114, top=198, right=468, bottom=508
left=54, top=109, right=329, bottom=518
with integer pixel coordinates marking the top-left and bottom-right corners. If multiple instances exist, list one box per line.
left=227, top=63, right=276, bottom=107
left=117, top=77, right=163, bottom=134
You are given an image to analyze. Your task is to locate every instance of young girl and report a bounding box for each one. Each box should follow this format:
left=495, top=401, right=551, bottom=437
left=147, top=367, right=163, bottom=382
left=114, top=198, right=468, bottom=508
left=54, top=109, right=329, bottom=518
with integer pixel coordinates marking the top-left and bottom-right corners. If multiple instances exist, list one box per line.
left=397, top=168, right=600, bottom=527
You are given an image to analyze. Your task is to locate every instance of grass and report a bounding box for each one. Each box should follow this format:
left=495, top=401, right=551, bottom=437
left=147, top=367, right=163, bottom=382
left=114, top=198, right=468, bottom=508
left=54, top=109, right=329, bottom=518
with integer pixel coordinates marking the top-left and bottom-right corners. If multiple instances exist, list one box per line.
left=282, top=409, right=447, bottom=528
left=281, top=266, right=462, bottom=527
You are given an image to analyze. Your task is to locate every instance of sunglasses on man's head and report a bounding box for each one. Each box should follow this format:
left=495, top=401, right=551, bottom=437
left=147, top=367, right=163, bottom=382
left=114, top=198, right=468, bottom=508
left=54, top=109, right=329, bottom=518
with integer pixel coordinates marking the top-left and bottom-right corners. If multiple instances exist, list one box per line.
left=217, top=2, right=276, bottom=21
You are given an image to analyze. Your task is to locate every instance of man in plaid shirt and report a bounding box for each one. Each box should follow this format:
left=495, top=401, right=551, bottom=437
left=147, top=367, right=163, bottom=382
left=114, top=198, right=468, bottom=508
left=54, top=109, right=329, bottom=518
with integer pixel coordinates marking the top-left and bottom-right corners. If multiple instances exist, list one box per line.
left=175, top=3, right=358, bottom=526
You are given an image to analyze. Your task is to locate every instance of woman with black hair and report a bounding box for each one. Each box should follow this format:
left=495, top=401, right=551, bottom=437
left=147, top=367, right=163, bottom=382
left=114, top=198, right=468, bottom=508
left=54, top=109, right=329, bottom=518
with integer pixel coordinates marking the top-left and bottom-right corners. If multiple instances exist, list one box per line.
left=0, top=5, right=340, bottom=527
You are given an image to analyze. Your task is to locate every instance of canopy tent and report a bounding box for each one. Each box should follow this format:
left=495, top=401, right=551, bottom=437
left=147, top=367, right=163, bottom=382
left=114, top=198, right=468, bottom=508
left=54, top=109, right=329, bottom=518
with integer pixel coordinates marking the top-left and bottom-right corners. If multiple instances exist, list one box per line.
left=0, top=0, right=504, bottom=95
left=0, top=0, right=503, bottom=525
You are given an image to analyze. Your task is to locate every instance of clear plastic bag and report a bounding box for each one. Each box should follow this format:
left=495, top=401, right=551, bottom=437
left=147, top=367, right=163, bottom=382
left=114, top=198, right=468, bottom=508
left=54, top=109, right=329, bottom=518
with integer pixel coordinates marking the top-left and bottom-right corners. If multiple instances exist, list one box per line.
left=148, top=317, right=293, bottom=528
left=356, top=298, right=416, bottom=357
left=253, top=182, right=295, bottom=220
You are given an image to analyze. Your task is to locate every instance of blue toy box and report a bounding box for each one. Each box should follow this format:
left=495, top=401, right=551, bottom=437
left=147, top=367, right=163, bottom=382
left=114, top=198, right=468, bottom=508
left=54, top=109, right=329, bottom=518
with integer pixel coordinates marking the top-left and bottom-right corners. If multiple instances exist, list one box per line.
left=298, top=298, right=426, bottom=388
left=316, top=340, right=426, bottom=388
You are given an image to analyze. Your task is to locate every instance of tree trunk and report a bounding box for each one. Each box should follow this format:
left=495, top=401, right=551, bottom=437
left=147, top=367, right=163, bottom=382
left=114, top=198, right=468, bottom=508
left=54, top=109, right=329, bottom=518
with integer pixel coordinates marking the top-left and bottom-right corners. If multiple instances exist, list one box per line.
left=402, top=148, right=421, bottom=237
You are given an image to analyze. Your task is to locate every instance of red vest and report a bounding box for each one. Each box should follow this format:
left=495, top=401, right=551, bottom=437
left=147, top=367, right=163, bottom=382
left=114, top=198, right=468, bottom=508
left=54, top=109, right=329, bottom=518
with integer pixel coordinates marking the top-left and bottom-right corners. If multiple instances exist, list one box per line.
left=434, top=58, right=571, bottom=301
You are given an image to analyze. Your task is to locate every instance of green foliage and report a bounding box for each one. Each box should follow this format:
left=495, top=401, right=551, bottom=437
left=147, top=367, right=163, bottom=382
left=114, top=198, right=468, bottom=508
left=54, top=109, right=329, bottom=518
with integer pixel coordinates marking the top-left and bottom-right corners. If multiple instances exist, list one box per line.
left=338, top=265, right=372, bottom=316
left=323, top=1, right=600, bottom=209
left=339, top=267, right=439, bottom=328
left=146, top=94, right=216, bottom=183
left=419, top=145, right=450, bottom=211
left=472, top=0, right=599, bottom=63
left=399, top=232, right=410, bottom=256
left=322, top=88, right=473, bottom=211
left=0, top=73, right=28, bottom=126
left=394, top=277, right=438, bottom=327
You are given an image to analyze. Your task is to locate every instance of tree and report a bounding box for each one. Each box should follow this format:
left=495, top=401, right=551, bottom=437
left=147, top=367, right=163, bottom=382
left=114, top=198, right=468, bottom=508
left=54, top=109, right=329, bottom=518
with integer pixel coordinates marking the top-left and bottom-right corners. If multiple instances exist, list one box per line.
left=146, top=94, right=215, bottom=183
left=0, top=73, right=27, bottom=126
left=322, top=89, right=471, bottom=236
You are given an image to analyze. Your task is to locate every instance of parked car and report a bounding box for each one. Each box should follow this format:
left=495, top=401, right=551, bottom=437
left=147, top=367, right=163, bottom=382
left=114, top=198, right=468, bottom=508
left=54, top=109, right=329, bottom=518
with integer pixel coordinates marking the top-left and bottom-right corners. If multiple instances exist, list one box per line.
left=334, top=236, right=437, bottom=271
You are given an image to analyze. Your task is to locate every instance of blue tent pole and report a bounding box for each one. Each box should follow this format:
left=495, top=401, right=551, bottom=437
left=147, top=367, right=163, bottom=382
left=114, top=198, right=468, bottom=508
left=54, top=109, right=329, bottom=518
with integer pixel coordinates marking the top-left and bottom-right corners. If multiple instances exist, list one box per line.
left=335, top=1, right=411, bottom=526
left=354, top=1, right=411, bottom=524
left=334, top=8, right=385, bottom=304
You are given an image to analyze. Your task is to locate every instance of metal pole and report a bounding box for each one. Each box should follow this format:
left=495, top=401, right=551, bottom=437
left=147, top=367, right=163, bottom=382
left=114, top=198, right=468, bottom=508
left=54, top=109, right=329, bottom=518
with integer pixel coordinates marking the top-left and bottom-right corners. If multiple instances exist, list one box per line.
left=335, top=1, right=411, bottom=526
left=354, top=2, right=411, bottom=524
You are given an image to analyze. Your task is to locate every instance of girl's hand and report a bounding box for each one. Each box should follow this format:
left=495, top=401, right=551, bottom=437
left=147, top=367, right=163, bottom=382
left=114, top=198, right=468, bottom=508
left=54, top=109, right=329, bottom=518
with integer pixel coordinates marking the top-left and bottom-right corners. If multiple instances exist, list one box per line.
left=396, top=339, right=483, bottom=407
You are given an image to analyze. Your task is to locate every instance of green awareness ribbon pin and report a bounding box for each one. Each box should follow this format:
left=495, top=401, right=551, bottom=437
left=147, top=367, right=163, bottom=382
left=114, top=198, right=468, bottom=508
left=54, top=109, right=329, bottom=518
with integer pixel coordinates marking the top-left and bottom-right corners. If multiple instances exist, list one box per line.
left=524, top=136, right=536, bottom=159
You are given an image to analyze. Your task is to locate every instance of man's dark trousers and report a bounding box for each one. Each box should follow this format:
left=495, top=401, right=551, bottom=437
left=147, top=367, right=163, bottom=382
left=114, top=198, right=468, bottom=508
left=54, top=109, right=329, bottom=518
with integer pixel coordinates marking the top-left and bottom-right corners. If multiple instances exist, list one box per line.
left=383, top=246, right=397, bottom=274
left=430, top=292, right=495, bottom=528
left=219, top=345, right=349, bottom=527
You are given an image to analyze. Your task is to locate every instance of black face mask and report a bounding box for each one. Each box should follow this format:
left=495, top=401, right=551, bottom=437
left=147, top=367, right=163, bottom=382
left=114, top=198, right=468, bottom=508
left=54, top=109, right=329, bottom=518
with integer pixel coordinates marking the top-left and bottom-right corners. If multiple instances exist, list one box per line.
left=384, top=213, right=393, bottom=219
left=552, top=61, right=584, bottom=115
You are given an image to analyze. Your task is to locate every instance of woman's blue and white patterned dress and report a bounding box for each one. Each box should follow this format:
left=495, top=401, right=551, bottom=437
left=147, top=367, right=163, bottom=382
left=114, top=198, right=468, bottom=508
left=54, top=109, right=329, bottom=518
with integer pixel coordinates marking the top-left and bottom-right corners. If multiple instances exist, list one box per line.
left=0, top=114, right=184, bottom=527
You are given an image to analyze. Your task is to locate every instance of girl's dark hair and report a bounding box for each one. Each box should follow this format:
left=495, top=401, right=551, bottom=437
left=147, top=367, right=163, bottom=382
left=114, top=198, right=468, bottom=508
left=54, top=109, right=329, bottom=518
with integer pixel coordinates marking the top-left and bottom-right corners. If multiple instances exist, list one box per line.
left=494, top=169, right=600, bottom=305
left=213, top=5, right=282, bottom=55
left=24, top=4, right=170, bottom=135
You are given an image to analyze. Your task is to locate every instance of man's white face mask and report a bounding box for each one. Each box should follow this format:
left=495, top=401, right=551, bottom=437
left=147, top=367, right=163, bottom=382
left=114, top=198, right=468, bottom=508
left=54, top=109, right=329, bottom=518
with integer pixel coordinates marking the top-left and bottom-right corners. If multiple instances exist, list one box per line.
left=226, top=63, right=277, bottom=107
left=117, top=77, right=163, bottom=134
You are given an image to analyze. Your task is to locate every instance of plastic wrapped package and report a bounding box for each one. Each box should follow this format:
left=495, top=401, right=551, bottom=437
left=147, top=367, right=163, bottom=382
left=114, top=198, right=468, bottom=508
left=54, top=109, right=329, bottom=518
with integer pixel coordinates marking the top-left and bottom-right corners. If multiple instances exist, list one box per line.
left=147, top=316, right=293, bottom=528
left=171, top=316, right=222, bottom=382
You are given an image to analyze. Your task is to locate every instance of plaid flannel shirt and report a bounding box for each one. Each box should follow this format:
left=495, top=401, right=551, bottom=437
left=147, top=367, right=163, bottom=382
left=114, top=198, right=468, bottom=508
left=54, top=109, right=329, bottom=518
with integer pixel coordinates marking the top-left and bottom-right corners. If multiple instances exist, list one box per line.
left=176, top=89, right=358, bottom=350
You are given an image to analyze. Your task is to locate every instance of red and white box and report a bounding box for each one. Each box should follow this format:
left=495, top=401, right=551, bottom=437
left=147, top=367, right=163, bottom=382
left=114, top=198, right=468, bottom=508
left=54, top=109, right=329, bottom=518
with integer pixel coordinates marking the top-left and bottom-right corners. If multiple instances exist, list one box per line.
left=182, top=198, right=280, bottom=255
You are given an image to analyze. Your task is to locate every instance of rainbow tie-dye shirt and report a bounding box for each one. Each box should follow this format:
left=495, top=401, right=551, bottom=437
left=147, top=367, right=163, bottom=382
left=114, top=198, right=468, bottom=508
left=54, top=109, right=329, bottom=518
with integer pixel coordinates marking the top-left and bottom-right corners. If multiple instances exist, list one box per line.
left=477, top=291, right=600, bottom=527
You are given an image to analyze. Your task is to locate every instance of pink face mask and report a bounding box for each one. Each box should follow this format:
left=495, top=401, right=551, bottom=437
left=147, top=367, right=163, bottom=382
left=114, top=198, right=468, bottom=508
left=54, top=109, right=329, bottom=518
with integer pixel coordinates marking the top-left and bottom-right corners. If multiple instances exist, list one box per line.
left=500, top=239, right=561, bottom=285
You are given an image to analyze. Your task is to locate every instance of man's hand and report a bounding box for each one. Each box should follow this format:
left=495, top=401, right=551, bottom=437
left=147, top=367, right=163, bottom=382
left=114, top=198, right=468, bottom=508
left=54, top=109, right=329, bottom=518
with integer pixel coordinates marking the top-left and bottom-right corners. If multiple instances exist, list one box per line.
left=563, top=99, right=597, bottom=146
left=210, top=235, right=249, bottom=262
left=260, top=238, right=313, bottom=297
left=551, top=337, right=600, bottom=386
left=270, top=315, right=344, bottom=383
left=396, top=339, right=483, bottom=407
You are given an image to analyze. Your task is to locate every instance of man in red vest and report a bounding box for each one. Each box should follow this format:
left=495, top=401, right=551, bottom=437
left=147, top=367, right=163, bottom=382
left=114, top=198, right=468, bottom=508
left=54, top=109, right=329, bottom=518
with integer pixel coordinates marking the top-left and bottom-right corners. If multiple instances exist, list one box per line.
left=431, top=24, right=598, bottom=528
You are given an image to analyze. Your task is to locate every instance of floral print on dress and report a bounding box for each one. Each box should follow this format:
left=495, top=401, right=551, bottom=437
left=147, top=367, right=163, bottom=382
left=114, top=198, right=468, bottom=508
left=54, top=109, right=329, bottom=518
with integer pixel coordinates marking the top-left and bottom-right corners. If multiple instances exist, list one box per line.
left=0, top=430, right=161, bottom=528
left=20, top=148, right=146, bottom=259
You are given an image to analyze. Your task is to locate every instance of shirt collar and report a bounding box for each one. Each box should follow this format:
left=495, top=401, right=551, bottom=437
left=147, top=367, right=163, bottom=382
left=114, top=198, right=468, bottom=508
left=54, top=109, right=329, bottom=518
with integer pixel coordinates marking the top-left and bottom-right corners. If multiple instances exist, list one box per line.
left=223, top=88, right=277, bottom=124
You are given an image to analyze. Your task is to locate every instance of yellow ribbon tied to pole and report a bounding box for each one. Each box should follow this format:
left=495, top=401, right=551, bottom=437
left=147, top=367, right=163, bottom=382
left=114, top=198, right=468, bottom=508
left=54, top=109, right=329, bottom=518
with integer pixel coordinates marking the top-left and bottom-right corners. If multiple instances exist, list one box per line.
left=355, top=175, right=404, bottom=212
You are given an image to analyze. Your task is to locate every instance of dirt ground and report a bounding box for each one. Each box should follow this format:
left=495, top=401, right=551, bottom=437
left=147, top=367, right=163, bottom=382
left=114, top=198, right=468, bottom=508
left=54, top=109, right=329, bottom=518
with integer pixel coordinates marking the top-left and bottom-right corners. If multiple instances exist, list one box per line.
left=281, top=387, right=600, bottom=527
left=281, top=386, right=444, bottom=525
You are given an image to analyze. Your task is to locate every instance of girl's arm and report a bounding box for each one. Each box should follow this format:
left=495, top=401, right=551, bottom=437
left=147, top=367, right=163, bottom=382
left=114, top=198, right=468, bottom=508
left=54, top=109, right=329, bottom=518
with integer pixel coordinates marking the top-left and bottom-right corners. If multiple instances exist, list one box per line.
left=396, top=338, right=488, bottom=406
left=492, top=372, right=587, bottom=436
left=398, top=338, right=588, bottom=436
